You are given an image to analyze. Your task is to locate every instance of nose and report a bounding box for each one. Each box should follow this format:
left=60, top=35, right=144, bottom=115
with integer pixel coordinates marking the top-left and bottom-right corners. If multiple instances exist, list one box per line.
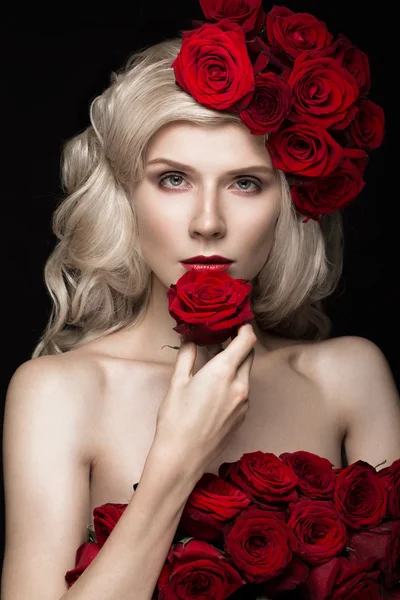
left=188, top=187, right=227, bottom=240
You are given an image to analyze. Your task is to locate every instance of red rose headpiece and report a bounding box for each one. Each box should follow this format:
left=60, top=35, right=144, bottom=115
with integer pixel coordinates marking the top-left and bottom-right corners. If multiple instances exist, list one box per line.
left=171, top=1, right=384, bottom=223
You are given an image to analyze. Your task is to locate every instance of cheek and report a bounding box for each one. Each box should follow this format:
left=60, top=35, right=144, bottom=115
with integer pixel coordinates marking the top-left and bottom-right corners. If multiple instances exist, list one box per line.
left=241, top=205, right=279, bottom=251
left=136, top=205, right=182, bottom=253
left=237, top=207, right=279, bottom=276
left=134, top=183, right=185, bottom=241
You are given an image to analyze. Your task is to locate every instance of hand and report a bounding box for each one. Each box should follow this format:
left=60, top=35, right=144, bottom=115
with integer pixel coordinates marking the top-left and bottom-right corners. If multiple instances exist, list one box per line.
left=152, top=323, right=257, bottom=482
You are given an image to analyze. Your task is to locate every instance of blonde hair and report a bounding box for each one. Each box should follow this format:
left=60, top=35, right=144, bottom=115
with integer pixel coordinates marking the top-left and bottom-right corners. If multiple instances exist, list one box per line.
left=32, top=37, right=344, bottom=358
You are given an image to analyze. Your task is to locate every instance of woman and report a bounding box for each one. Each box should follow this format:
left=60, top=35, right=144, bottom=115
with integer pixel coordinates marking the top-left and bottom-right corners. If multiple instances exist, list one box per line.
left=2, top=3, right=399, bottom=599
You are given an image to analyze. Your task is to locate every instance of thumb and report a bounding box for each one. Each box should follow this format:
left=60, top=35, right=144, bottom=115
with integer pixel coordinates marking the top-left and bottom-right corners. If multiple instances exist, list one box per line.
left=174, top=337, right=197, bottom=380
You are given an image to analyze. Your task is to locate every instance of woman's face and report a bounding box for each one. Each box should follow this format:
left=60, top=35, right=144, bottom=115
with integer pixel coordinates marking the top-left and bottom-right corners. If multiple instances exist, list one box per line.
left=132, top=121, right=282, bottom=289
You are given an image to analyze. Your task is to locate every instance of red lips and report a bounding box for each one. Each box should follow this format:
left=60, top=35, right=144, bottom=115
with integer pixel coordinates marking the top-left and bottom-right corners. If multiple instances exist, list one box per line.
left=181, top=255, right=233, bottom=263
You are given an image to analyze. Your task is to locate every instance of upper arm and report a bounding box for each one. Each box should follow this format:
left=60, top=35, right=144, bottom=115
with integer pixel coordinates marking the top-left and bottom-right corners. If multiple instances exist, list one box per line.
left=2, top=356, right=97, bottom=600
left=317, top=336, right=400, bottom=470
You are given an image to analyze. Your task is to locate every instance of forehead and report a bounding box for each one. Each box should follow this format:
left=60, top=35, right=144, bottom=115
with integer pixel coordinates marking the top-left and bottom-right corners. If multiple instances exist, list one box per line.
left=145, top=121, right=273, bottom=170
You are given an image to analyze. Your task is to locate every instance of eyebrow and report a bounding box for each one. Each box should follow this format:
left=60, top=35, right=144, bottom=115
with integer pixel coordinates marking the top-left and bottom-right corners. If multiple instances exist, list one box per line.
left=146, top=158, right=274, bottom=176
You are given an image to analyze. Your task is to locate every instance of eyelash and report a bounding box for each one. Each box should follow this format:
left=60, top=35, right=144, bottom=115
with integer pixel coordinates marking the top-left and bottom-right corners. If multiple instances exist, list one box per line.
left=158, top=172, right=263, bottom=194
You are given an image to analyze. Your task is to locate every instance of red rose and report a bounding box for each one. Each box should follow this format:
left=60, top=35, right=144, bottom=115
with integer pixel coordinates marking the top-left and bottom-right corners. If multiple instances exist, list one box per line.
left=288, top=498, right=348, bottom=565
left=262, top=554, right=309, bottom=597
left=280, top=450, right=336, bottom=500
left=179, top=473, right=251, bottom=543
left=347, top=521, right=393, bottom=563
left=303, top=556, right=382, bottom=600
left=347, top=520, right=400, bottom=589
left=378, top=459, right=400, bottom=519
left=224, top=506, right=300, bottom=583
left=334, top=460, right=388, bottom=529
left=65, top=542, right=100, bottom=588
left=290, top=156, right=366, bottom=220
left=246, top=33, right=292, bottom=73
left=266, top=6, right=333, bottom=59
left=267, top=123, right=344, bottom=178
left=348, top=98, right=385, bottom=150
left=167, top=270, right=254, bottom=346
left=239, top=71, right=292, bottom=134
left=287, top=54, right=359, bottom=130
left=322, top=34, right=371, bottom=96
left=199, top=0, right=266, bottom=38
left=343, top=147, right=369, bottom=175
left=171, top=20, right=255, bottom=111
left=93, top=503, right=127, bottom=548
left=219, top=451, right=298, bottom=505
left=157, top=539, right=245, bottom=600
left=384, top=522, right=400, bottom=590
left=384, top=587, right=400, bottom=599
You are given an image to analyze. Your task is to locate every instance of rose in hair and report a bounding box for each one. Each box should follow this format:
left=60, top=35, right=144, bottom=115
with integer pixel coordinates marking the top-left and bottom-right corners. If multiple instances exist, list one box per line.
left=266, top=6, right=333, bottom=59
left=267, top=123, right=344, bottom=178
left=290, top=156, right=366, bottom=220
left=287, top=54, right=359, bottom=130
left=322, top=34, right=371, bottom=96
left=199, top=0, right=266, bottom=38
left=347, top=98, right=385, bottom=151
left=240, top=71, right=292, bottom=134
left=171, top=20, right=255, bottom=112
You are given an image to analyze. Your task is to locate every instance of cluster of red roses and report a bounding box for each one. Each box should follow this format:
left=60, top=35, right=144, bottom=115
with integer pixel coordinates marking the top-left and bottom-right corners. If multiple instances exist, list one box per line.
left=171, top=0, right=385, bottom=222
left=65, top=451, right=399, bottom=599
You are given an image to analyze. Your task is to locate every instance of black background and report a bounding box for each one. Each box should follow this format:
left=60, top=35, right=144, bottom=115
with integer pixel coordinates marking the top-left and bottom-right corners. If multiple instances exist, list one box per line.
left=0, top=0, right=395, bottom=568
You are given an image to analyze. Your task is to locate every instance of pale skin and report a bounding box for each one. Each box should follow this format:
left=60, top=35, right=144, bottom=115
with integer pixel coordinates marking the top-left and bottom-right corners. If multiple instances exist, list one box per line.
left=2, top=121, right=400, bottom=599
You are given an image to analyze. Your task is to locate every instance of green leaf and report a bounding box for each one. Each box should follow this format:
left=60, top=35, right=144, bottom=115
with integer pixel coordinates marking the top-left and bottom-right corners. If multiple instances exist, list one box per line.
left=178, top=536, right=195, bottom=547
left=87, top=524, right=97, bottom=543
left=161, top=344, right=181, bottom=351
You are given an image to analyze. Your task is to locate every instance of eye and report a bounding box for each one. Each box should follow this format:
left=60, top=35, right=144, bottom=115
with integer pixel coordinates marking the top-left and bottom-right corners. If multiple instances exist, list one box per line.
left=158, top=172, right=188, bottom=189
left=234, top=178, right=262, bottom=193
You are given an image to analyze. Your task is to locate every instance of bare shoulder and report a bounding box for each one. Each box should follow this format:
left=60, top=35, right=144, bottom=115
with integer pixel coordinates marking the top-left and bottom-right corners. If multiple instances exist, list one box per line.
left=299, top=335, right=400, bottom=467
left=298, top=335, right=400, bottom=421
left=8, top=350, right=106, bottom=402
left=6, top=350, right=106, bottom=464
left=300, top=334, right=394, bottom=385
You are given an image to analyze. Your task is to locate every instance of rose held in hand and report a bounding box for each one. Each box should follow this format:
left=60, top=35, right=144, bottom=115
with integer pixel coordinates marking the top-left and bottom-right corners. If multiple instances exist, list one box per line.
left=167, top=270, right=254, bottom=346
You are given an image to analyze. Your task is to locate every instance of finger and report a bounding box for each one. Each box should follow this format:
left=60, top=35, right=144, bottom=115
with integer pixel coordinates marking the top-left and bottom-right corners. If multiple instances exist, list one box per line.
left=218, top=323, right=257, bottom=372
left=173, top=338, right=197, bottom=382
left=235, top=346, right=255, bottom=388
